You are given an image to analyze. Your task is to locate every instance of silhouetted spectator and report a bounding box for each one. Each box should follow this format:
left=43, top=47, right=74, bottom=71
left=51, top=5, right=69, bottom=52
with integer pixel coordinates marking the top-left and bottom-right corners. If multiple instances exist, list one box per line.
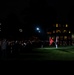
left=14, top=41, right=19, bottom=56
left=1, top=39, right=7, bottom=59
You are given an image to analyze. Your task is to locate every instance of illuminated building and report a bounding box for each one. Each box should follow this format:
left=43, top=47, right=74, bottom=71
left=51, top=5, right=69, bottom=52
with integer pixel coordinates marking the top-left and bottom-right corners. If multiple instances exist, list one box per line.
left=47, top=24, right=72, bottom=46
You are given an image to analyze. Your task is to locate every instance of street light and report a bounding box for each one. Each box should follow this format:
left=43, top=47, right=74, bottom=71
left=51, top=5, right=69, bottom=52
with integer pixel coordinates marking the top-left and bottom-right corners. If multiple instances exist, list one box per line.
left=36, top=27, right=41, bottom=33
left=36, top=27, right=40, bottom=31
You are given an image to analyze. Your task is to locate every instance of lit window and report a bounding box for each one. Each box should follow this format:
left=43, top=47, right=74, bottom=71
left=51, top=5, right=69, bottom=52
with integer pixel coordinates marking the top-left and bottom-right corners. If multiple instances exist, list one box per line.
left=64, top=36, right=67, bottom=39
left=69, top=31, right=71, bottom=33
left=56, top=30, right=61, bottom=33
left=63, top=30, right=67, bottom=33
left=56, top=24, right=58, bottom=27
left=66, top=24, right=68, bottom=27
left=72, top=34, right=74, bottom=39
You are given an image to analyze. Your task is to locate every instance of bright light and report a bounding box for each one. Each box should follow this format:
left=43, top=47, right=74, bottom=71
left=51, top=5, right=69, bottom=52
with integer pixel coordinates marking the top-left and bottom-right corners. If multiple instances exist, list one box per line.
left=36, top=27, right=39, bottom=30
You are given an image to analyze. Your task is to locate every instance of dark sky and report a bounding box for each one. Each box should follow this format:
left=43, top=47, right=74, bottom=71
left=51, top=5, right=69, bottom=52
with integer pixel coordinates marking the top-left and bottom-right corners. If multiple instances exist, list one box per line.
left=0, top=0, right=74, bottom=31
left=0, top=0, right=73, bottom=20
left=0, top=0, right=74, bottom=38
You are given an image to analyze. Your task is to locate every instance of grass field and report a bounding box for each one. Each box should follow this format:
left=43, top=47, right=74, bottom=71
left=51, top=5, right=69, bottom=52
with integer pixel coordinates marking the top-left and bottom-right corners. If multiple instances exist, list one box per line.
left=3, top=46, right=74, bottom=61
left=32, top=46, right=74, bottom=60
left=19, top=46, right=74, bottom=60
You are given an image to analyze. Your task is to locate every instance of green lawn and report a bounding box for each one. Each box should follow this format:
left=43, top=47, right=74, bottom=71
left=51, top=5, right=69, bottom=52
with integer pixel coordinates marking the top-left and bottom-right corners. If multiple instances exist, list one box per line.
left=5, top=46, right=74, bottom=60
left=32, top=46, right=74, bottom=60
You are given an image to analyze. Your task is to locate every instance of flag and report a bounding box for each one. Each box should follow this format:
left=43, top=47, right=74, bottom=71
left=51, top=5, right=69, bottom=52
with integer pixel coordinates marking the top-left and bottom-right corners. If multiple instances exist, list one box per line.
left=49, top=37, right=54, bottom=45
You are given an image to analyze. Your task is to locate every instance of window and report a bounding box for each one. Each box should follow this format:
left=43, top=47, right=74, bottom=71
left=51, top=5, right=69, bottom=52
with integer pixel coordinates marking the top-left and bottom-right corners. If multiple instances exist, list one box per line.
left=56, top=24, right=58, bottom=27
left=53, top=31, right=55, bottom=33
left=69, top=31, right=71, bottom=33
left=64, top=36, right=67, bottom=39
left=63, top=30, right=67, bottom=33
left=66, top=24, right=68, bottom=27
left=72, top=34, right=74, bottom=39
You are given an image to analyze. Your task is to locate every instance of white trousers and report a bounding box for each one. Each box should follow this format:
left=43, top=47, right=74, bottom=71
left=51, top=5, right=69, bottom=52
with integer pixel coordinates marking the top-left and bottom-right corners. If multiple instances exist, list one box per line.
left=56, top=44, right=58, bottom=48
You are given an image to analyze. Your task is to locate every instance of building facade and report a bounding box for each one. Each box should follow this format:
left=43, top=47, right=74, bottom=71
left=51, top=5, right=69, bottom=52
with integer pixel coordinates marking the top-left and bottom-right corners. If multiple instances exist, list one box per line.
left=47, top=24, right=72, bottom=46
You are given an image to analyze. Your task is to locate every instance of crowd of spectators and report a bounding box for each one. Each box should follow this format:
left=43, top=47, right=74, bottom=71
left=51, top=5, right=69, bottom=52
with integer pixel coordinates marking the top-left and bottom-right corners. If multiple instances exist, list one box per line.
left=0, top=38, right=49, bottom=59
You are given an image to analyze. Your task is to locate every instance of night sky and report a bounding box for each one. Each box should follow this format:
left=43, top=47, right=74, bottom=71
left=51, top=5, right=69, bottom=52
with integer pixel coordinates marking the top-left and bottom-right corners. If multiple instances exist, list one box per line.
left=0, top=0, right=74, bottom=37
left=0, top=0, right=73, bottom=18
